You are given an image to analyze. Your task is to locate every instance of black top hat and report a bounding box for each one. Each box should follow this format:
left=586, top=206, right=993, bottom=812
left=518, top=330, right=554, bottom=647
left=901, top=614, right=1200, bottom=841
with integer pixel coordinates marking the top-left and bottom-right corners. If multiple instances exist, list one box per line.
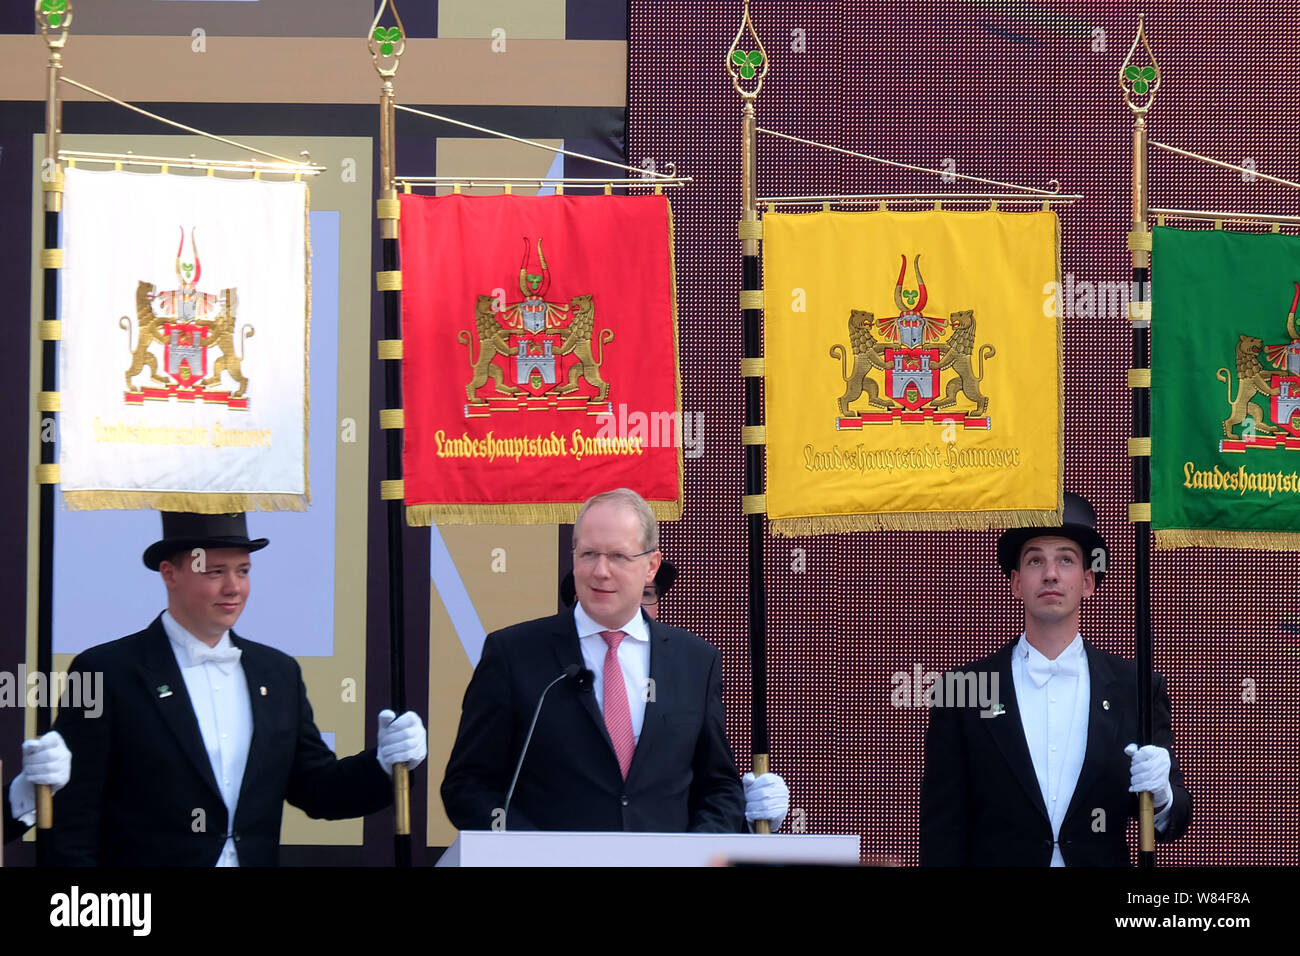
left=142, top=512, right=269, bottom=571
left=995, top=492, right=1109, bottom=586
left=559, top=560, right=678, bottom=608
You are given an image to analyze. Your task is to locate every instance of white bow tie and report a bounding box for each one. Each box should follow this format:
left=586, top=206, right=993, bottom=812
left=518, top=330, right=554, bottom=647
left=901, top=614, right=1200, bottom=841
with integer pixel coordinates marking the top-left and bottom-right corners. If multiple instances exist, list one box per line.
left=189, top=644, right=242, bottom=674
left=1026, top=652, right=1081, bottom=688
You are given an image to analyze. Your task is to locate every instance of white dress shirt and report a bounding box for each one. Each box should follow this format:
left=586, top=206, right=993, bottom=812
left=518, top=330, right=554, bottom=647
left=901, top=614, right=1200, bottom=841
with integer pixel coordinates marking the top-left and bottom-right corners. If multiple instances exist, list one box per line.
left=1011, top=633, right=1090, bottom=867
left=162, top=611, right=253, bottom=867
left=1011, top=632, right=1172, bottom=866
left=573, top=603, right=651, bottom=743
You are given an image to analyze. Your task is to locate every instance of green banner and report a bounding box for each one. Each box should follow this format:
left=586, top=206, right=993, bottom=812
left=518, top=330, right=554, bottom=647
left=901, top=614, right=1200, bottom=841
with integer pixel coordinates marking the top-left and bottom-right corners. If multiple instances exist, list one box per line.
left=1152, top=225, right=1300, bottom=549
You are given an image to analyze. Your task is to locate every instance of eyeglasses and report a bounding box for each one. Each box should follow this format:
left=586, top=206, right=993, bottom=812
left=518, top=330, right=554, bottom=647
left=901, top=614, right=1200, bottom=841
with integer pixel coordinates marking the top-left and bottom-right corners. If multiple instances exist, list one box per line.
left=573, top=548, right=656, bottom=567
left=640, top=590, right=659, bottom=606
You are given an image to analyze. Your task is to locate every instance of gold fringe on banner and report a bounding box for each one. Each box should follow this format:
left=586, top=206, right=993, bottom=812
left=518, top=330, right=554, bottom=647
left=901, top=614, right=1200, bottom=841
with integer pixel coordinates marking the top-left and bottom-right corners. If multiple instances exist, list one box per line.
left=1155, top=528, right=1300, bottom=551
left=770, top=508, right=1061, bottom=537
left=406, top=499, right=684, bottom=527
left=62, top=491, right=307, bottom=512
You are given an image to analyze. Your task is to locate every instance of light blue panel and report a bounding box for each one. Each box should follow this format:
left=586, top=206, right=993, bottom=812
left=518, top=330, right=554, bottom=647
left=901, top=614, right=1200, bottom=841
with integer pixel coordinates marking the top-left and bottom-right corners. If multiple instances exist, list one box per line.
left=318, top=731, right=336, bottom=754
left=54, top=211, right=340, bottom=659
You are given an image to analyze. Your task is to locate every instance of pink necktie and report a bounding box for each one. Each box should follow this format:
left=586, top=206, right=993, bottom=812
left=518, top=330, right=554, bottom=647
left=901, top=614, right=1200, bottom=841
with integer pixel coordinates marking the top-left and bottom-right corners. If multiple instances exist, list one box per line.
left=600, top=630, right=636, bottom=779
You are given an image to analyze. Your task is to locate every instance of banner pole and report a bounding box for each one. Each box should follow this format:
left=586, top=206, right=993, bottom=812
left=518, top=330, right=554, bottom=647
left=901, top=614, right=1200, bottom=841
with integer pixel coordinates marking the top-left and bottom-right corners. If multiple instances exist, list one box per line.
left=1120, top=13, right=1160, bottom=867
left=33, top=0, right=74, bottom=860
left=368, top=0, right=411, bottom=868
left=728, top=0, right=773, bottom=833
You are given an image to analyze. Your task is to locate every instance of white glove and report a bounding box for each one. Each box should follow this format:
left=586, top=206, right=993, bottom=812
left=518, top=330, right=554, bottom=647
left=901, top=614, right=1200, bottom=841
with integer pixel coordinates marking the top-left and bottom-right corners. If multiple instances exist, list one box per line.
left=8, top=731, right=72, bottom=826
left=1125, top=743, right=1173, bottom=810
left=742, top=771, right=789, bottom=832
left=376, top=709, right=427, bottom=777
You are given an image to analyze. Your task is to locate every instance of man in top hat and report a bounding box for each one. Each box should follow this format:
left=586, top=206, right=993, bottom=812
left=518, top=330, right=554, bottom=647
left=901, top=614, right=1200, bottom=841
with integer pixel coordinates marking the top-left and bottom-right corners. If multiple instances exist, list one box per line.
left=919, top=492, right=1191, bottom=866
left=46, top=512, right=428, bottom=866
left=444, top=488, right=788, bottom=833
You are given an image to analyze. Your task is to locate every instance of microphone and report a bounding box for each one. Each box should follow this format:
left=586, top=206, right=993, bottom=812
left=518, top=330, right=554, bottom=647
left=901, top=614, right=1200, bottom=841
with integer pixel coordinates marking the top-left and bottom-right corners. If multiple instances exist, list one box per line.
left=501, top=664, right=594, bottom=829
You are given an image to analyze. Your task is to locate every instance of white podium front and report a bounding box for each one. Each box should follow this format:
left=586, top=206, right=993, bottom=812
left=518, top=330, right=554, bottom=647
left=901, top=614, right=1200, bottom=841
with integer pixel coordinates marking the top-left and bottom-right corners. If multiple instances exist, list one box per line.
left=436, top=831, right=860, bottom=867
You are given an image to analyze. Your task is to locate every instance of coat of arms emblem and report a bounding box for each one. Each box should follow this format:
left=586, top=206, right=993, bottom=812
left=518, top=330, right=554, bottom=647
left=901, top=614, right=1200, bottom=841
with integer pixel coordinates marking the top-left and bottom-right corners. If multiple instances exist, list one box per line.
left=121, top=228, right=254, bottom=409
left=1219, top=282, right=1300, bottom=451
left=830, top=254, right=995, bottom=429
left=460, top=238, right=614, bottom=419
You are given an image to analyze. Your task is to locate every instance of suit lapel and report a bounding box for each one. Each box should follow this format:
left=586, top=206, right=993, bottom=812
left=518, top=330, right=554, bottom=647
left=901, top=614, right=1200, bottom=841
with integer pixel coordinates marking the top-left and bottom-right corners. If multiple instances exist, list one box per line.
left=982, top=641, right=1051, bottom=825
left=231, top=632, right=273, bottom=811
left=1063, top=641, right=1121, bottom=826
left=549, top=612, right=613, bottom=753
left=136, top=618, right=222, bottom=800
left=625, top=614, right=667, bottom=783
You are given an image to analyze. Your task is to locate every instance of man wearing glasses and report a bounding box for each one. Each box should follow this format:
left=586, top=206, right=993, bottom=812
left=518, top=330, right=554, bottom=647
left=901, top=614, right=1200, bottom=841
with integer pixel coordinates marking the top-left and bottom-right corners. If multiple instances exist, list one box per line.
left=560, top=560, right=676, bottom=620
left=442, top=488, right=785, bottom=833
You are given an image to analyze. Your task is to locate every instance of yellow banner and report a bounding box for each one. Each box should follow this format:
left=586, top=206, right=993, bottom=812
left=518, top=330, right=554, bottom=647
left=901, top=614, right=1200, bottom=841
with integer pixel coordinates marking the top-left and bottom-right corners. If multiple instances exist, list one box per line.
left=763, top=209, right=1062, bottom=533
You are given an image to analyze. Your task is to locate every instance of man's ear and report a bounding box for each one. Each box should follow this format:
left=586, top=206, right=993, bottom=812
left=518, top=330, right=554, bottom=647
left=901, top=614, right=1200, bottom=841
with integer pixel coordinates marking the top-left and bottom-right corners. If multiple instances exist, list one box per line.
left=1009, top=569, right=1022, bottom=601
left=1081, top=568, right=1096, bottom=600
left=158, top=561, right=177, bottom=590
left=645, top=550, right=662, bottom=584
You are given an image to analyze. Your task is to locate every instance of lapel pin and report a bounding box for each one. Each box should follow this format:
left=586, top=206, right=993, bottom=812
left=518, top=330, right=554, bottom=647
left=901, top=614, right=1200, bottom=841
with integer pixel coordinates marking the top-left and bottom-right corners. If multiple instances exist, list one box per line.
left=260, top=686, right=268, bottom=696
left=1102, top=699, right=1110, bottom=710
left=980, top=703, right=1006, bottom=718
left=157, top=684, right=173, bottom=698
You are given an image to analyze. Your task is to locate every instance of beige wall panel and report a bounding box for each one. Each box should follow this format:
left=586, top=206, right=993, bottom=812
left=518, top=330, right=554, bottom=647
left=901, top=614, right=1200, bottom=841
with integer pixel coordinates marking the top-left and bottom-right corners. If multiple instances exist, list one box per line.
left=439, top=0, right=567, bottom=39
left=0, top=37, right=626, bottom=107
left=426, top=523, right=557, bottom=846
left=433, top=137, right=564, bottom=195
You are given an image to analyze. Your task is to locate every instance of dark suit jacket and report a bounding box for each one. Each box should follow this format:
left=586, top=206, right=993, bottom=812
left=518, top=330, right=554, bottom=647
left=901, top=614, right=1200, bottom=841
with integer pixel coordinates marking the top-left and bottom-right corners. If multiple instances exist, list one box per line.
left=441, top=610, right=745, bottom=832
left=920, top=639, right=1192, bottom=866
left=3, top=784, right=26, bottom=844
left=47, top=615, right=394, bottom=866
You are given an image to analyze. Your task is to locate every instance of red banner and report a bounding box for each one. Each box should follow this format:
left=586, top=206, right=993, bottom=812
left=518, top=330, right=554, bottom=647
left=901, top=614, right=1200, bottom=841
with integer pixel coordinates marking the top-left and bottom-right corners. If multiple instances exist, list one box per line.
left=399, top=193, right=683, bottom=525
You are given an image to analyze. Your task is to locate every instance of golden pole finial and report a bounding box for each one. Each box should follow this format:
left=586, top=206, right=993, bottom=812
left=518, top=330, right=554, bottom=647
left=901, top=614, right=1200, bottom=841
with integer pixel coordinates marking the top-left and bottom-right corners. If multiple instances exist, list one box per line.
left=36, top=0, right=72, bottom=214
left=726, top=0, right=769, bottom=102
left=1119, top=13, right=1161, bottom=116
left=368, top=0, right=407, bottom=81
left=370, top=1, right=406, bottom=232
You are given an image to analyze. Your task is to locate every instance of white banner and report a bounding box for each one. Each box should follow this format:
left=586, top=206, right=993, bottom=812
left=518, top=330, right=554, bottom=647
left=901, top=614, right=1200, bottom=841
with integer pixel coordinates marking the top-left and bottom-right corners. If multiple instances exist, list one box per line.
left=58, top=168, right=309, bottom=511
